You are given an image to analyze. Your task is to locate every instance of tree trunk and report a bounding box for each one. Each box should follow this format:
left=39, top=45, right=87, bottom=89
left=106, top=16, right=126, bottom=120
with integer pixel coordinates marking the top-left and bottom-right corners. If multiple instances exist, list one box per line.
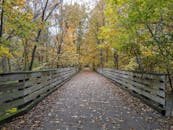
left=0, top=0, right=5, bottom=38
left=7, top=58, right=11, bottom=72
left=45, top=43, right=48, bottom=63
left=29, top=0, right=49, bottom=71
left=2, top=57, right=8, bottom=73
left=100, top=48, right=103, bottom=68
left=57, top=1, right=64, bottom=68
left=114, top=52, right=118, bottom=70
left=29, top=45, right=37, bottom=70
left=136, top=56, right=143, bottom=72
left=106, top=47, right=109, bottom=63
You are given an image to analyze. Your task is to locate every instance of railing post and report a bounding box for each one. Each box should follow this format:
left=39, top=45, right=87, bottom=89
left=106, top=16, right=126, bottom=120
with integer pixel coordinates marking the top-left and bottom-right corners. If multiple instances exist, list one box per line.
left=165, top=75, right=173, bottom=116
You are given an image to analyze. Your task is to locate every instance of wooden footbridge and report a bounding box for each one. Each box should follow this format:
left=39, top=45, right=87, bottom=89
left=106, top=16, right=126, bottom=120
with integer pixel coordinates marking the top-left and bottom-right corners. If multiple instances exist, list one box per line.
left=0, top=67, right=173, bottom=129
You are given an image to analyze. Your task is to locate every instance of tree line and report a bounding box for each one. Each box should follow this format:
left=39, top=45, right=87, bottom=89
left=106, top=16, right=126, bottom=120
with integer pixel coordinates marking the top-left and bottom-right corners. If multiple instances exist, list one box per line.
left=0, top=0, right=173, bottom=74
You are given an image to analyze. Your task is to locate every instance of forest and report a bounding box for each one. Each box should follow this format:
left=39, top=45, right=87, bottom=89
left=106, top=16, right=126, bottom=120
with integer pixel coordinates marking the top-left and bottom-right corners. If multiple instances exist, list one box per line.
left=0, top=0, right=173, bottom=74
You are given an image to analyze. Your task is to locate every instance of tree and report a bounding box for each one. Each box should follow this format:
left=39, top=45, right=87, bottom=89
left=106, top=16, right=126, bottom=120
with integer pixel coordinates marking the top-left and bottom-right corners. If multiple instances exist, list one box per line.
left=29, top=0, right=61, bottom=70
left=0, top=0, right=36, bottom=72
left=100, top=0, right=173, bottom=73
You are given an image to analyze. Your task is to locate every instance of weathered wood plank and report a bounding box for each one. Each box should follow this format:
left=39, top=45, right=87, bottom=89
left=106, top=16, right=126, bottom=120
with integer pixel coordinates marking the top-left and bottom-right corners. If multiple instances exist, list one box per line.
left=0, top=75, right=72, bottom=122
left=0, top=67, right=77, bottom=118
left=0, top=75, right=72, bottom=112
left=97, top=69, right=167, bottom=108
left=104, top=71, right=165, bottom=97
left=0, top=72, right=43, bottom=83
left=104, top=69, right=166, bottom=89
left=0, top=76, right=45, bottom=92
left=103, top=72, right=165, bottom=105
left=0, top=82, right=24, bottom=91
left=0, top=67, right=75, bottom=83
left=0, top=69, right=75, bottom=92
left=0, top=76, right=55, bottom=104
left=0, top=70, right=75, bottom=103
left=104, top=68, right=166, bottom=77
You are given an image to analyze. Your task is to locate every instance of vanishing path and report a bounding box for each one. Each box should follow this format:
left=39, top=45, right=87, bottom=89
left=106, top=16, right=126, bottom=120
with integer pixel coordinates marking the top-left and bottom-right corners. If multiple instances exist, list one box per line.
left=2, top=69, right=172, bottom=130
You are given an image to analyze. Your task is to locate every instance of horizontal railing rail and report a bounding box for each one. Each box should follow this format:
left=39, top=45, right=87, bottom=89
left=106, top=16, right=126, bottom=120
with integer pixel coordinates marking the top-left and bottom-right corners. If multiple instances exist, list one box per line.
left=97, top=68, right=173, bottom=116
left=0, top=67, right=78, bottom=123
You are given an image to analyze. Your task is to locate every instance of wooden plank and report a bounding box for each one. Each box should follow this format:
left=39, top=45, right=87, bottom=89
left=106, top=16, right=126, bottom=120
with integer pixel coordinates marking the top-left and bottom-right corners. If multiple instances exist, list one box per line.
left=0, top=68, right=76, bottom=117
left=103, top=69, right=166, bottom=84
left=53, top=70, right=74, bottom=78
left=24, top=83, right=55, bottom=103
left=105, top=73, right=165, bottom=106
left=104, top=69, right=160, bottom=81
left=55, top=68, right=74, bottom=73
left=0, top=72, right=44, bottom=83
left=56, top=71, right=73, bottom=78
left=0, top=76, right=45, bottom=93
left=103, top=72, right=165, bottom=105
left=97, top=68, right=169, bottom=112
left=105, top=73, right=165, bottom=105
left=0, top=69, right=75, bottom=107
left=23, top=78, right=66, bottom=103
left=0, top=82, right=24, bottom=92
left=104, top=70, right=165, bottom=89
left=0, top=68, right=75, bottom=83
left=104, top=68, right=166, bottom=77
left=104, top=71, right=165, bottom=97
left=104, top=74, right=165, bottom=112
left=0, top=74, right=26, bottom=82
left=103, top=69, right=165, bottom=89
left=0, top=75, right=72, bottom=123
left=0, top=75, right=56, bottom=104
left=0, top=78, right=64, bottom=112
left=0, top=69, right=75, bottom=92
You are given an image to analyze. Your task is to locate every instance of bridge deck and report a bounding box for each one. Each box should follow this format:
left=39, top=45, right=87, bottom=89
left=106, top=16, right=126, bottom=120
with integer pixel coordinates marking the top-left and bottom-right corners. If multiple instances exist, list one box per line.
left=2, top=70, right=172, bottom=130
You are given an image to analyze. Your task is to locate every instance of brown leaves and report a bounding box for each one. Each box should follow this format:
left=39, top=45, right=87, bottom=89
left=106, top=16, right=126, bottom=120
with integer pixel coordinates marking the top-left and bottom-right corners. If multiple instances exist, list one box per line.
left=2, top=71, right=173, bottom=130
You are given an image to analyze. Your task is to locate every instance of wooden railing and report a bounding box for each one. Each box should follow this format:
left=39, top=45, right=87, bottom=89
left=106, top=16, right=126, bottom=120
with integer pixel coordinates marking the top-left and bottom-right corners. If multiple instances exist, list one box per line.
left=0, top=67, right=78, bottom=123
left=97, top=68, right=173, bottom=116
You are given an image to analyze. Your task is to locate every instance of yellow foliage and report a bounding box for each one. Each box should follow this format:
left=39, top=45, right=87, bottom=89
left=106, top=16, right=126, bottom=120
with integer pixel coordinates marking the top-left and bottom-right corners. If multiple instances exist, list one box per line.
left=26, top=13, right=33, bottom=20
left=6, top=107, right=17, bottom=113
left=0, top=46, right=12, bottom=59
left=16, top=0, right=26, bottom=6
left=124, top=57, right=138, bottom=70
left=140, top=46, right=153, bottom=57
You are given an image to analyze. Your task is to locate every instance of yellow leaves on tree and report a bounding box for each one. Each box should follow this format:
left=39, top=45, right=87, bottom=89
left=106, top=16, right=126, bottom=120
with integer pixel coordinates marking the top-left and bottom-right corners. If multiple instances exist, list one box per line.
left=11, top=0, right=26, bottom=7
left=0, top=46, right=12, bottom=59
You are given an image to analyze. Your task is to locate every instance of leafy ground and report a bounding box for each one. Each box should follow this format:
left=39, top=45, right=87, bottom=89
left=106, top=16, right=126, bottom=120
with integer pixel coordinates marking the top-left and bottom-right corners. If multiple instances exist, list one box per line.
left=1, top=69, right=173, bottom=130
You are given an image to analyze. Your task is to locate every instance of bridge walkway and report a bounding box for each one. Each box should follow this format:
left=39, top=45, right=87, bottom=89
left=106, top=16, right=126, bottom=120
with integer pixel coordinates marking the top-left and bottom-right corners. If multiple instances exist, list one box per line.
left=2, top=69, right=172, bottom=130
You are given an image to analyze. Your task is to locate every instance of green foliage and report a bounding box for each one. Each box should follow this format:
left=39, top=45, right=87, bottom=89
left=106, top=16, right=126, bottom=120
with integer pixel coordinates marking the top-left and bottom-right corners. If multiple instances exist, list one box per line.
left=99, top=0, right=173, bottom=73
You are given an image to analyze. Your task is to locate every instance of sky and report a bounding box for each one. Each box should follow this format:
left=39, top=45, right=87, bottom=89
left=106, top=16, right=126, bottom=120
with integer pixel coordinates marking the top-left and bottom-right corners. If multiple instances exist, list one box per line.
left=64, top=0, right=97, bottom=11
left=64, top=0, right=96, bottom=5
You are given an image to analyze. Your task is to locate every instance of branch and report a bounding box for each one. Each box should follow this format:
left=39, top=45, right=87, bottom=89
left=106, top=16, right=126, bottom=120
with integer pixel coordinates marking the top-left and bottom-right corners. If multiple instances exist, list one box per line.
left=42, top=0, right=49, bottom=21
left=44, top=2, right=61, bottom=22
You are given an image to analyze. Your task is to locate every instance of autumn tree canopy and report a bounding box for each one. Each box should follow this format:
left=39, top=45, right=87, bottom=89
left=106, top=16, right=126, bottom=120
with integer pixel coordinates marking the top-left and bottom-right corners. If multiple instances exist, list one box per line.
left=0, top=0, right=173, bottom=73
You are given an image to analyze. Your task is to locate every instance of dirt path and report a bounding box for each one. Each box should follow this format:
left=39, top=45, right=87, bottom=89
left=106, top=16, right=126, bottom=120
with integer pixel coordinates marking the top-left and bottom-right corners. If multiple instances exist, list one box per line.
left=2, top=69, right=173, bottom=130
